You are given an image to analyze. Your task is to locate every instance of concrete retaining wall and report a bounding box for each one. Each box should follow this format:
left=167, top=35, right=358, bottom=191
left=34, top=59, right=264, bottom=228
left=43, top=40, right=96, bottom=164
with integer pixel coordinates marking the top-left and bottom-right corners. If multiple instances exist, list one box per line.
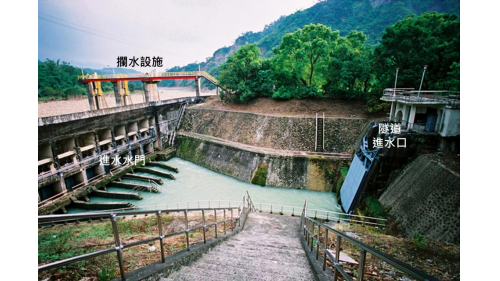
left=180, top=108, right=367, bottom=153
left=379, top=154, right=460, bottom=245
left=175, top=135, right=349, bottom=191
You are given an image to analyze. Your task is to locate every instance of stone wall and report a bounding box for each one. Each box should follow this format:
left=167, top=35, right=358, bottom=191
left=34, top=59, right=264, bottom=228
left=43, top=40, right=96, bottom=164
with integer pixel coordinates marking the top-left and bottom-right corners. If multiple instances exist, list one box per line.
left=180, top=108, right=367, bottom=153
left=175, top=135, right=350, bottom=191
left=379, top=154, right=460, bottom=245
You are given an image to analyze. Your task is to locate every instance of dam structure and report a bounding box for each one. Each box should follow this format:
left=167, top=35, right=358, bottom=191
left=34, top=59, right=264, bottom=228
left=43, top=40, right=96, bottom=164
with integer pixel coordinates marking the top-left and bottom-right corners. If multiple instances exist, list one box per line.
left=37, top=91, right=456, bottom=280
left=38, top=91, right=371, bottom=215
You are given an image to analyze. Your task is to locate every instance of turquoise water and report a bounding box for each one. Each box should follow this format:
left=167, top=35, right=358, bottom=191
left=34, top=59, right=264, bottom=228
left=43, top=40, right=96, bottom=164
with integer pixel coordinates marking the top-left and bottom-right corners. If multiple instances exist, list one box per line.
left=67, top=158, right=341, bottom=214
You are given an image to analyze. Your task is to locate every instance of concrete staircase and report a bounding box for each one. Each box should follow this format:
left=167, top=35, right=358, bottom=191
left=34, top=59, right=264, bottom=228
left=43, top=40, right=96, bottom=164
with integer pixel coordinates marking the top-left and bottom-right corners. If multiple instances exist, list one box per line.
left=159, top=212, right=314, bottom=281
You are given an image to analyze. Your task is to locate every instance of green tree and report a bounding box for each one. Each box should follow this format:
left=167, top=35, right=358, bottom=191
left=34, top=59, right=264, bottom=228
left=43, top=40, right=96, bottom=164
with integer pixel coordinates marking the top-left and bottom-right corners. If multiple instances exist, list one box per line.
left=271, top=24, right=339, bottom=99
left=38, top=59, right=87, bottom=99
left=325, top=30, right=374, bottom=98
left=218, top=44, right=262, bottom=103
left=373, top=12, right=460, bottom=91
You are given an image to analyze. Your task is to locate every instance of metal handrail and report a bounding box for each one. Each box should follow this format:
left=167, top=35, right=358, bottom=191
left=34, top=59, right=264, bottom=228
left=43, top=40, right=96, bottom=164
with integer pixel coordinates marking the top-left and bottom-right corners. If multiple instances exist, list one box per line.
left=255, top=202, right=386, bottom=227
left=385, top=119, right=443, bottom=134
left=301, top=216, right=438, bottom=281
left=78, top=71, right=219, bottom=85
left=64, top=199, right=244, bottom=214
left=38, top=190, right=254, bottom=280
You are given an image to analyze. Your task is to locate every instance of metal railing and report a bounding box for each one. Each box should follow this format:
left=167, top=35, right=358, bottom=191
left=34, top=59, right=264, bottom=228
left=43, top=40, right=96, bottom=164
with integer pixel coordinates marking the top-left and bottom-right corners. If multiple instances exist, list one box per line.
left=38, top=191, right=254, bottom=280
left=254, top=202, right=386, bottom=227
left=78, top=71, right=219, bottom=85
left=385, top=119, right=443, bottom=134
left=382, top=89, right=460, bottom=107
left=300, top=200, right=437, bottom=281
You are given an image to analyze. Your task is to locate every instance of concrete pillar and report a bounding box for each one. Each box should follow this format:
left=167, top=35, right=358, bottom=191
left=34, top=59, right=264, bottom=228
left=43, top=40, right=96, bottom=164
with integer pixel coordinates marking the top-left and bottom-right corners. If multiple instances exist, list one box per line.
left=195, top=77, right=200, bottom=97
left=81, top=168, right=89, bottom=185
left=216, top=86, right=219, bottom=97
left=59, top=175, right=68, bottom=193
left=112, top=81, right=124, bottom=106
left=407, top=105, right=417, bottom=130
left=143, top=81, right=159, bottom=103
left=389, top=101, right=395, bottom=121
left=85, top=83, right=96, bottom=110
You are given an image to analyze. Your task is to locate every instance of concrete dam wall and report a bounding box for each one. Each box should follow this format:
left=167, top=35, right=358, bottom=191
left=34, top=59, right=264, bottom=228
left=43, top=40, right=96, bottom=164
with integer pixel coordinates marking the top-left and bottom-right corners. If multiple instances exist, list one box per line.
left=175, top=135, right=350, bottom=191
left=379, top=154, right=460, bottom=245
left=180, top=108, right=367, bottom=153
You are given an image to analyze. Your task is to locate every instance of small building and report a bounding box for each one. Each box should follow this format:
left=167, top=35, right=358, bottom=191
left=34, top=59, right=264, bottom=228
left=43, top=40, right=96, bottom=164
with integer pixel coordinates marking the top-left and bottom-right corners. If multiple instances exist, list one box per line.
left=381, top=88, right=460, bottom=137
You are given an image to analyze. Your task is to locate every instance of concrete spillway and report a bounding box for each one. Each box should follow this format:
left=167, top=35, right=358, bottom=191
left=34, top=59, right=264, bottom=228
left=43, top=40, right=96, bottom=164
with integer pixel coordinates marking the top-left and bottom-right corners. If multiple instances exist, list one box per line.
left=147, top=161, right=179, bottom=173
left=109, top=181, right=160, bottom=193
left=135, top=167, right=175, bottom=180
left=71, top=200, right=137, bottom=210
left=122, top=173, right=164, bottom=184
left=92, top=189, right=143, bottom=200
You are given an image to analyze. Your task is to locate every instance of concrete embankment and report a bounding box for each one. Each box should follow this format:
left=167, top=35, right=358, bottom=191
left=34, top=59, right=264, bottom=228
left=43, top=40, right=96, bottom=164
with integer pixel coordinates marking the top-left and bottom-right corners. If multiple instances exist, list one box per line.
left=379, top=154, right=460, bottom=245
left=180, top=108, right=367, bottom=153
left=175, top=133, right=350, bottom=191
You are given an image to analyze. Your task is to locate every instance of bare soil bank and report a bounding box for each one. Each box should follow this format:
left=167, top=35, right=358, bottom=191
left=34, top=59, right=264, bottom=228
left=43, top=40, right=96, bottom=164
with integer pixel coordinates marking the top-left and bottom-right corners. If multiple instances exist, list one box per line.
left=197, top=96, right=388, bottom=120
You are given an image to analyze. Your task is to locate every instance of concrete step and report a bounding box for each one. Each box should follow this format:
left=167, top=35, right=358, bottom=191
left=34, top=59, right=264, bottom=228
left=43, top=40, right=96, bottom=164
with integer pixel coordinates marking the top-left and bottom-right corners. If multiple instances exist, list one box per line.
left=159, top=269, right=222, bottom=281
left=197, top=253, right=312, bottom=275
left=224, top=237, right=301, bottom=249
left=190, top=258, right=313, bottom=280
left=214, top=244, right=306, bottom=260
left=158, top=212, right=315, bottom=281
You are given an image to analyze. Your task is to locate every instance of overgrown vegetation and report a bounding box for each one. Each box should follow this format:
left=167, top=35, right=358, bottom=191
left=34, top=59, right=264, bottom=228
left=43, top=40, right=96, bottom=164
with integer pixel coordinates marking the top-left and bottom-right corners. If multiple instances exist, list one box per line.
left=330, top=222, right=459, bottom=280
left=360, top=196, right=387, bottom=219
left=217, top=12, right=459, bottom=111
left=336, top=166, right=349, bottom=199
left=251, top=163, right=269, bottom=186
left=38, top=213, right=234, bottom=280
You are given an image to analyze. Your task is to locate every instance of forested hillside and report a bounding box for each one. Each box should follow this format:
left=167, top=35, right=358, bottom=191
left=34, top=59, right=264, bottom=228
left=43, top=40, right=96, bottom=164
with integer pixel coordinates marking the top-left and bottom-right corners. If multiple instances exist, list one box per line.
left=163, top=0, right=459, bottom=88
left=38, top=60, right=142, bottom=100
left=216, top=12, right=459, bottom=112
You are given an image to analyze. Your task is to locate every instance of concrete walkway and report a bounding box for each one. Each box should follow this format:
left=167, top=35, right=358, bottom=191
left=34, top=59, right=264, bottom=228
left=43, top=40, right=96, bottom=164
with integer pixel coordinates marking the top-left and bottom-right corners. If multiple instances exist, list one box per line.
left=159, top=212, right=315, bottom=281
left=178, top=131, right=352, bottom=160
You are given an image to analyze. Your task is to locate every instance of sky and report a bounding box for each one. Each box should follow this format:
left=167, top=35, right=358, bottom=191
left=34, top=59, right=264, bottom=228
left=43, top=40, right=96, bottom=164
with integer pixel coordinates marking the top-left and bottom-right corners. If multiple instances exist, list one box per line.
left=38, top=0, right=319, bottom=72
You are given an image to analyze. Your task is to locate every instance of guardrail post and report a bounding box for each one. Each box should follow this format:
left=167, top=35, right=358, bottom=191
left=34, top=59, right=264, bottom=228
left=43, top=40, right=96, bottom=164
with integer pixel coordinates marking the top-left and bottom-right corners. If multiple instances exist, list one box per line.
left=202, top=209, right=206, bottom=244
left=316, top=224, right=320, bottom=260
left=358, top=248, right=367, bottom=281
left=238, top=206, right=241, bottom=227
left=306, top=220, right=309, bottom=245
left=214, top=209, right=218, bottom=238
left=223, top=209, right=227, bottom=235
left=231, top=209, right=234, bottom=231
left=333, top=235, right=342, bottom=281
left=111, top=214, right=126, bottom=281
left=184, top=210, right=190, bottom=251
left=309, top=222, right=314, bottom=252
left=323, top=229, right=328, bottom=271
left=157, top=211, right=165, bottom=263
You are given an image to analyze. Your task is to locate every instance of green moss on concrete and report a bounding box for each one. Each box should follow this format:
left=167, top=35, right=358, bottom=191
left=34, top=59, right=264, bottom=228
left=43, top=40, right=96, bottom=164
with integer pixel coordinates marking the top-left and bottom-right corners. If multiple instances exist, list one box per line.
left=251, top=163, right=268, bottom=186
left=336, top=166, right=349, bottom=199
left=361, top=196, right=387, bottom=219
